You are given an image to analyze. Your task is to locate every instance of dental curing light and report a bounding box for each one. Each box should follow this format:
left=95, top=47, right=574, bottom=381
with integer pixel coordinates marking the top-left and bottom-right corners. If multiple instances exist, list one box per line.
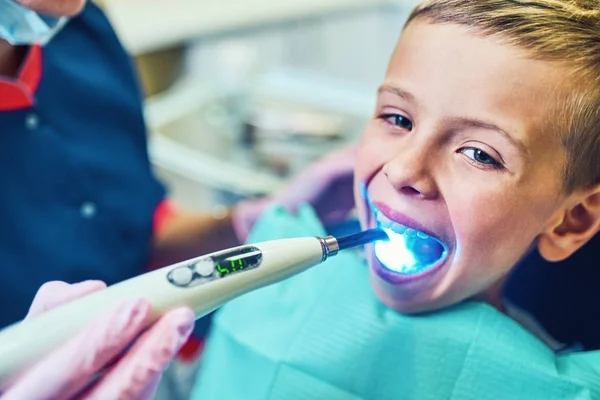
left=0, top=229, right=387, bottom=383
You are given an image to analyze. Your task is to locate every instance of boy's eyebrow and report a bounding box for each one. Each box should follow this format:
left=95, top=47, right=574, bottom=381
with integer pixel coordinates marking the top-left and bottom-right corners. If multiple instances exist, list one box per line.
left=378, top=85, right=528, bottom=156
left=445, top=117, right=529, bottom=156
left=378, top=85, right=422, bottom=109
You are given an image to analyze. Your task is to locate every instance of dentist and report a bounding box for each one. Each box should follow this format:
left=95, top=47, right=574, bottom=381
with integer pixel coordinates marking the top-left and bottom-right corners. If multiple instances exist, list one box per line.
left=0, top=0, right=355, bottom=397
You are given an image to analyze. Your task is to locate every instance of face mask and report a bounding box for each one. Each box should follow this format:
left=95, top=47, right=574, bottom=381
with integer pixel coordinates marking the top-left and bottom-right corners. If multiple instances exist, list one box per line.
left=0, top=0, right=68, bottom=45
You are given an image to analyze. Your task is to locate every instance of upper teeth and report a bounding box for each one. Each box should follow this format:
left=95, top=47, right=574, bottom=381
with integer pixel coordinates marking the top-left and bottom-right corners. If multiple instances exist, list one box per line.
left=375, top=211, right=429, bottom=239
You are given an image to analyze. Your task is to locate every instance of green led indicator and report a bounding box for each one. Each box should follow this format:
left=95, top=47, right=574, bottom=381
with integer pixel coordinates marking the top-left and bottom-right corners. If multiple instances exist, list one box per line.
left=214, top=251, right=260, bottom=277
left=216, top=263, right=228, bottom=275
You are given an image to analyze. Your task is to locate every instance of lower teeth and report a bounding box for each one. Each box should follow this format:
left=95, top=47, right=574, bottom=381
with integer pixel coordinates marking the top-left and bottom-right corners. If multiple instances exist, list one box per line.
left=374, top=227, right=446, bottom=274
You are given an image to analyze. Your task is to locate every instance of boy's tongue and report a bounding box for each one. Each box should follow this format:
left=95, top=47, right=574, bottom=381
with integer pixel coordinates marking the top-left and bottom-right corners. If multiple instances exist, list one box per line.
left=406, top=234, right=445, bottom=265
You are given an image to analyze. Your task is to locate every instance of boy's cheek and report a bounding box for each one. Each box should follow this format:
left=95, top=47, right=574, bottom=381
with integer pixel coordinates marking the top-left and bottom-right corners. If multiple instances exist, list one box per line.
left=353, top=140, right=384, bottom=228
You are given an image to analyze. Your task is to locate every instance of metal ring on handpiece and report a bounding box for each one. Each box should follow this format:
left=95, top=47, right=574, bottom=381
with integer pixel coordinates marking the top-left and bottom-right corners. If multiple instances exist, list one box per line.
left=317, top=236, right=340, bottom=262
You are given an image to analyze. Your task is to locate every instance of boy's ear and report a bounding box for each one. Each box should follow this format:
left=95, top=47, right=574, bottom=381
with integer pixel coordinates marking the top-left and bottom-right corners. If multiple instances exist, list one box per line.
left=538, top=186, right=600, bottom=262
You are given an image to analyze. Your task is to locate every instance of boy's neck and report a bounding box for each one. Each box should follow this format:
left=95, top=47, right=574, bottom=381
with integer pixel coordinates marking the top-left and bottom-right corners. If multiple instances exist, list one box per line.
left=474, top=278, right=507, bottom=313
left=0, top=40, right=27, bottom=78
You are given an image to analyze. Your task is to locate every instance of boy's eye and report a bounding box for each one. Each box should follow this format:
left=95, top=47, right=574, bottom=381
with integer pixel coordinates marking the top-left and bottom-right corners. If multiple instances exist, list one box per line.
left=460, top=147, right=503, bottom=170
left=379, top=113, right=413, bottom=131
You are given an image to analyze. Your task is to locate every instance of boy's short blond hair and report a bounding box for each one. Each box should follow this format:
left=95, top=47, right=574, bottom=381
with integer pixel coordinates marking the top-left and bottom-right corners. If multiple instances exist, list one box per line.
left=407, top=0, right=600, bottom=193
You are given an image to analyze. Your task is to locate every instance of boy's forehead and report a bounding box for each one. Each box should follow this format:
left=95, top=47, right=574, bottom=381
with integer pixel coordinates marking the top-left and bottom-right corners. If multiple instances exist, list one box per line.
left=384, top=20, right=572, bottom=147
left=390, top=21, right=565, bottom=96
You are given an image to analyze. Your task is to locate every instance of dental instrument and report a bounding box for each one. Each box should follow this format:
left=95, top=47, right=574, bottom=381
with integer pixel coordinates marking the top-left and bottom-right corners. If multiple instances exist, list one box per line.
left=0, top=229, right=387, bottom=383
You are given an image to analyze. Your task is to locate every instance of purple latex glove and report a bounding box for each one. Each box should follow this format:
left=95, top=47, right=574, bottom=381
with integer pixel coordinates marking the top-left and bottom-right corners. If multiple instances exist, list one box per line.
left=1, top=281, right=195, bottom=400
left=233, top=144, right=356, bottom=242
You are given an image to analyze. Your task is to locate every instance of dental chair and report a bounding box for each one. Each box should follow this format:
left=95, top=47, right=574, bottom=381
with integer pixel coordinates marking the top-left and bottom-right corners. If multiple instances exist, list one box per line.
left=505, top=232, right=600, bottom=351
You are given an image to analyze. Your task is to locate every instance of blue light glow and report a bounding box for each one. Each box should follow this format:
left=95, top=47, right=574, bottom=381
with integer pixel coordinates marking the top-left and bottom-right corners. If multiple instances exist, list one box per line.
left=375, top=228, right=417, bottom=273
left=374, top=227, right=447, bottom=274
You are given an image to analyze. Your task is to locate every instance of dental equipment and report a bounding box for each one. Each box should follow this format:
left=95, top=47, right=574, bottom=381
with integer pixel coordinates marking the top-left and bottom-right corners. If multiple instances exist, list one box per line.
left=0, top=229, right=387, bottom=383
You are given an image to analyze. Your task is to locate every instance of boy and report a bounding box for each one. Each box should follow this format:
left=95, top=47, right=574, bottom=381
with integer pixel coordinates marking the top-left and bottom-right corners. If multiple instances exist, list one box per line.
left=191, top=0, right=600, bottom=399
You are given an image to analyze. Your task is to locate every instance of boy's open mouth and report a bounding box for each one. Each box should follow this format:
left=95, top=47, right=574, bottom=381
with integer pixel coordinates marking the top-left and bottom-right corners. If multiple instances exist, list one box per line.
left=372, top=206, right=448, bottom=275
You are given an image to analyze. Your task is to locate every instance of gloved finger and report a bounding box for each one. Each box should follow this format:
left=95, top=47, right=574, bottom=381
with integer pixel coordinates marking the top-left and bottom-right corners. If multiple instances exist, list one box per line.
left=297, top=143, right=356, bottom=182
left=26, top=280, right=107, bottom=318
left=133, top=376, right=161, bottom=400
left=275, top=144, right=357, bottom=211
left=316, top=143, right=357, bottom=177
left=232, top=144, right=358, bottom=242
left=1, top=281, right=108, bottom=390
left=83, top=307, right=195, bottom=400
left=302, top=145, right=355, bottom=184
left=2, top=299, right=151, bottom=400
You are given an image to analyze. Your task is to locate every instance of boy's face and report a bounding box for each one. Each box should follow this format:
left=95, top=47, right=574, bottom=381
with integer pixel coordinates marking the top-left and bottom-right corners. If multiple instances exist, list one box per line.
left=355, top=20, right=572, bottom=313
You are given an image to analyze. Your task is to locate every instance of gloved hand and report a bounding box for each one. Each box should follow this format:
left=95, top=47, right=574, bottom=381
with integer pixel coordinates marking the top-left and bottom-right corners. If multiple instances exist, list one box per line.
left=232, top=144, right=356, bottom=242
left=1, top=280, right=195, bottom=400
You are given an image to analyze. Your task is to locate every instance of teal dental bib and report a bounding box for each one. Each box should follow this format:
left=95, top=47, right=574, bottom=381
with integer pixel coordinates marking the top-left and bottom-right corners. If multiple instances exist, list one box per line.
left=191, top=205, right=599, bottom=400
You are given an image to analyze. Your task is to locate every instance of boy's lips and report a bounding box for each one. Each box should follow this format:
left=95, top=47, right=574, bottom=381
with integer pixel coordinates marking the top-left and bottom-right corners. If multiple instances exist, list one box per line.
left=373, top=202, right=442, bottom=242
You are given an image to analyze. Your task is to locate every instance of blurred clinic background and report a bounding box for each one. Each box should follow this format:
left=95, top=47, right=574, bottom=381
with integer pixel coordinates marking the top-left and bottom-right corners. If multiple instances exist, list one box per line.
left=95, top=0, right=418, bottom=398
left=98, top=0, right=418, bottom=213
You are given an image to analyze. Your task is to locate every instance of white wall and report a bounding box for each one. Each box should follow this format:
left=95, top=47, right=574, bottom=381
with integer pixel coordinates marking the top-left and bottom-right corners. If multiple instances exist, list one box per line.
left=183, top=3, right=417, bottom=94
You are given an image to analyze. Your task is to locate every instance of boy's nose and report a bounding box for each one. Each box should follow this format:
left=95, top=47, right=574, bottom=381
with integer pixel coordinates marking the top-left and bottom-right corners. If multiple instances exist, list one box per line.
left=383, top=146, right=438, bottom=200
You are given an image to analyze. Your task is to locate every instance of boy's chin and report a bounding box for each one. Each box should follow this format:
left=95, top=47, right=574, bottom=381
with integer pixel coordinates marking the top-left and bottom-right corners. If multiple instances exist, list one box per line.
left=369, top=270, right=506, bottom=315
left=368, top=271, right=446, bottom=315
left=366, top=246, right=452, bottom=314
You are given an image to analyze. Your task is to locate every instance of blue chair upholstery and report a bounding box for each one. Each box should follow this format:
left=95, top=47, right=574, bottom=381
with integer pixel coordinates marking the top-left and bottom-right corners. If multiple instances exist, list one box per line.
left=505, top=233, right=600, bottom=350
